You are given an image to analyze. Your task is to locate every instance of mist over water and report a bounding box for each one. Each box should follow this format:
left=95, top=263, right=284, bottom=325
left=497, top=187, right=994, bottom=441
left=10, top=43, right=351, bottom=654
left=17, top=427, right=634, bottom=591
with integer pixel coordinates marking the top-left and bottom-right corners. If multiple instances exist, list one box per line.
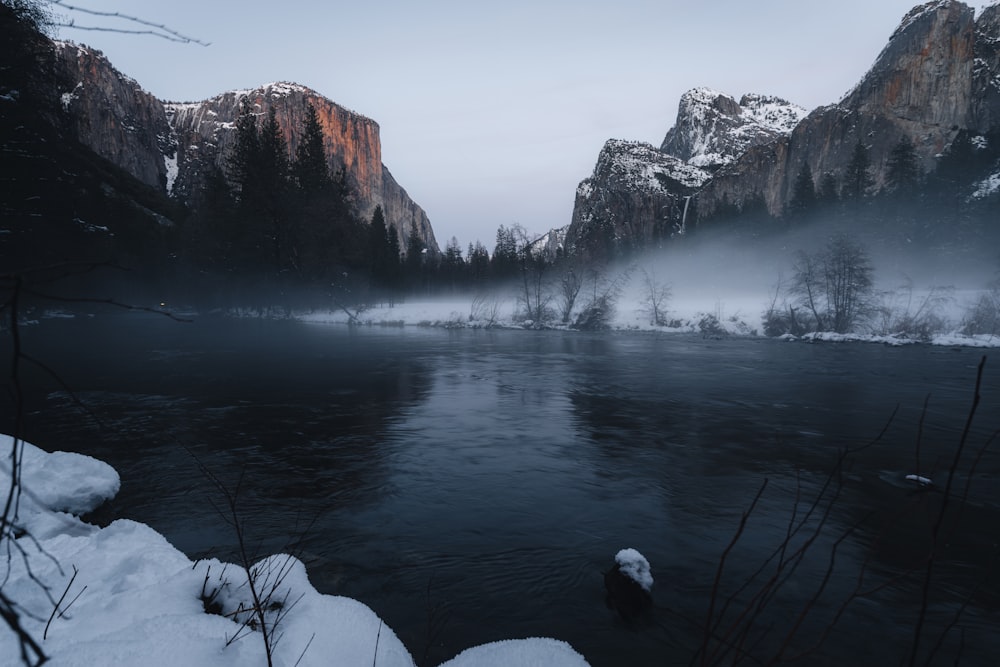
left=10, top=314, right=1000, bottom=666
left=602, top=218, right=1000, bottom=333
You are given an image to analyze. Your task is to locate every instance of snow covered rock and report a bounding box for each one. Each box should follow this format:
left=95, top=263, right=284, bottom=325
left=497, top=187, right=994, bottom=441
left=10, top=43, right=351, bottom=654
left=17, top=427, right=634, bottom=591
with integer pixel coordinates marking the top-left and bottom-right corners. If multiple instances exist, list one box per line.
left=0, top=434, right=120, bottom=539
left=660, top=88, right=806, bottom=171
left=603, top=548, right=653, bottom=619
left=437, top=638, right=590, bottom=667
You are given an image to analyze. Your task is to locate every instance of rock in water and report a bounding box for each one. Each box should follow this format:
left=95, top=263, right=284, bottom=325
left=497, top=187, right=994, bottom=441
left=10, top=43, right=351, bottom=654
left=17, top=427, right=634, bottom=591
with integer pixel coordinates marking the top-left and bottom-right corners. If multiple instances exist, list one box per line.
left=604, top=548, right=653, bottom=618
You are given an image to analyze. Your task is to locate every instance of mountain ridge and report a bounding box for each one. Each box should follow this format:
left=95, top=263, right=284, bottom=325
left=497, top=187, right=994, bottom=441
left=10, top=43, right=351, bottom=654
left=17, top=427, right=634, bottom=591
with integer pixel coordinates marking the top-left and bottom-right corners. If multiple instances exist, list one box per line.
left=51, top=41, right=438, bottom=254
left=564, top=0, right=1000, bottom=258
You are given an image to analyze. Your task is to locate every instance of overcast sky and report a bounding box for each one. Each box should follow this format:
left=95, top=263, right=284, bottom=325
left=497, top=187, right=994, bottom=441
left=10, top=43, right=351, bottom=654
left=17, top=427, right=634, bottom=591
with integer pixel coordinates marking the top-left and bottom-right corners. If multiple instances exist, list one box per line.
left=50, top=0, right=995, bottom=250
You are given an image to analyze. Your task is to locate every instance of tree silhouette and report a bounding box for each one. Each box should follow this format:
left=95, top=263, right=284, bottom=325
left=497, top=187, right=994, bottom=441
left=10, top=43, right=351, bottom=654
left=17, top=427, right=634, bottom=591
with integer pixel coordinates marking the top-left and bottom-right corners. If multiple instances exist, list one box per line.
left=787, top=161, right=817, bottom=221
left=291, top=103, right=330, bottom=193
left=842, top=140, right=873, bottom=203
left=885, top=136, right=921, bottom=196
left=792, top=233, right=874, bottom=333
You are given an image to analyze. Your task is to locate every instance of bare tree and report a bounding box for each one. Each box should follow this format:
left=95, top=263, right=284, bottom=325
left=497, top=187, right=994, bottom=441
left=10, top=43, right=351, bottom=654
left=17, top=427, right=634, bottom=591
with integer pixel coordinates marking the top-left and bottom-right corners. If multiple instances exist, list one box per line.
left=557, top=267, right=583, bottom=324
left=871, top=278, right=954, bottom=340
left=573, top=265, right=633, bottom=330
left=961, top=277, right=1000, bottom=337
left=512, top=226, right=553, bottom=325
left=639, top=267, right=672, bottom=326
left=792, top=233, right=874, bottom=333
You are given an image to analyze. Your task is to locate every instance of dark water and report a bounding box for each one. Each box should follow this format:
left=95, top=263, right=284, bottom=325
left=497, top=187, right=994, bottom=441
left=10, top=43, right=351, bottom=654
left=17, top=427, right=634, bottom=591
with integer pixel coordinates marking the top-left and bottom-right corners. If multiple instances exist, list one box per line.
left=8, top=314, right=1000, bottom=666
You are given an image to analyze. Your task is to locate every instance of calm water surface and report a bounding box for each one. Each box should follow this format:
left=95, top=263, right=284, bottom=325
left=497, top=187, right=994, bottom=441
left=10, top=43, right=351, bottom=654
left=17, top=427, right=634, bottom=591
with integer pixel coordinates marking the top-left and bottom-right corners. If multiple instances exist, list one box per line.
left=10, top=314, right=1000, bottom=666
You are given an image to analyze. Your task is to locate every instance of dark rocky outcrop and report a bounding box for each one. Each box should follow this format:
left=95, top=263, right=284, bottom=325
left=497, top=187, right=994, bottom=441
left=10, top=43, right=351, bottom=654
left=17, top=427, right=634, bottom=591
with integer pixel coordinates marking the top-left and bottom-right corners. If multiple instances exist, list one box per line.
left=564, top=140, right=708, bottom=259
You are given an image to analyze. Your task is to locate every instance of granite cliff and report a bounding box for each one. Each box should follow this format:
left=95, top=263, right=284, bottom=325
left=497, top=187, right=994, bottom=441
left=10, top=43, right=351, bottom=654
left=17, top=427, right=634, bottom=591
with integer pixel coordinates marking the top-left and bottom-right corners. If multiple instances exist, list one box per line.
left=567, top=0, right=1000, bottom=255
left=699, top=0, right=992, bottom=218
left=53, top=41, right=174, bottom=192
left=48, top=42, right=437, bottom=254
left=166, top=82, right=436, bottom=254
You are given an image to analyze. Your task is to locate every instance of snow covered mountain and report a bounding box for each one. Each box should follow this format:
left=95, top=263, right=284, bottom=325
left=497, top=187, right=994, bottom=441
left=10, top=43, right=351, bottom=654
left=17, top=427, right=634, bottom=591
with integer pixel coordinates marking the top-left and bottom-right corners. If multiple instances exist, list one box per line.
left=565, top=0, right=1000, bottom=259
left=566, top=140, right=711, bottom=259
left=660, top=89, right=806, bottom=171
left=564, top=91, right=803, bottom=258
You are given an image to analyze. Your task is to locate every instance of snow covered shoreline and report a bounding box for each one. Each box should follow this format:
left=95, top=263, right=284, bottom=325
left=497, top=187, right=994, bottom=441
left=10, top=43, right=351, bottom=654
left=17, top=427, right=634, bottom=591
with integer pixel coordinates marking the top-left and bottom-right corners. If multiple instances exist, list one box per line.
left=296, top=298, right=1000, bottom=349
left=0, top=435, right=590, bottom=666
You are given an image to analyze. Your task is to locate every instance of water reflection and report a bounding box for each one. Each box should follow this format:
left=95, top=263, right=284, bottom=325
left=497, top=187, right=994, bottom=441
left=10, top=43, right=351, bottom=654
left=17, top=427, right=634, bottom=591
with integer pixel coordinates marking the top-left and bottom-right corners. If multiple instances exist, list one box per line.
left=4, top=318, right=999, bottom=666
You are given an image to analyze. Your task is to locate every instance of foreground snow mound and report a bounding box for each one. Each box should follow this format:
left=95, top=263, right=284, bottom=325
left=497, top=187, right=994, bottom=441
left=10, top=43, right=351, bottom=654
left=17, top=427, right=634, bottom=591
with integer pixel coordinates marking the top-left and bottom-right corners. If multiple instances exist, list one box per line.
left=438, top=637, right=590, bottom=667
left=0, top=434, right=416, bottom=667
left=614, top=548, right=653, bottom=592
left=0, top=434, right=120, bottom=538
left=1, top=435, right=590, bottom=666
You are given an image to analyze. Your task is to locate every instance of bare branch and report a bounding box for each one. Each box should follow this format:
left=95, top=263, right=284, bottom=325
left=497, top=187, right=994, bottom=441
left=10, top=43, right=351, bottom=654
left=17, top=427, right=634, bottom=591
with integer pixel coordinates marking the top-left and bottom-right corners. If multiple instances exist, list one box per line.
left=46, top=1, right=210, bottom=46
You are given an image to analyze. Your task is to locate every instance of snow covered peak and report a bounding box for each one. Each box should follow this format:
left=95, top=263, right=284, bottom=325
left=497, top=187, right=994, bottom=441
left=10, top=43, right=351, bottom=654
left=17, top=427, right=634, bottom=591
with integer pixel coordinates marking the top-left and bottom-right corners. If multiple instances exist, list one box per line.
left=736, top=93, right=808, bottom=134
left=595, top=139, right=711, bottom=192
left=660, top=88, right=805, bottom=170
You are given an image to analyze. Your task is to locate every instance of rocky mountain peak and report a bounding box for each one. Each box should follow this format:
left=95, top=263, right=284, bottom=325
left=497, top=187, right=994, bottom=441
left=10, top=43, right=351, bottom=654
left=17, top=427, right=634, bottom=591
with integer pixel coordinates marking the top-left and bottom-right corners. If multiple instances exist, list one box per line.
left=660, top=88, right=806, bottom=170
left=44, top=38, right=437, bottom=254
left=564, top=140, right=709, bottom=259
left=842, top=0, right=976, bottom=131
left=167, top=82, right=436, bottom=253
left=565, top=0, right=1000, bottom=254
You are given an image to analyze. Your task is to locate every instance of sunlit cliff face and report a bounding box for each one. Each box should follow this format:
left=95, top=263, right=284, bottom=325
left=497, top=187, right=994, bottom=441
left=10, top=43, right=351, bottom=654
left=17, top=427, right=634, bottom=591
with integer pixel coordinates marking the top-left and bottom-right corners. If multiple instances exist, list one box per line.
left=166, top=83, right=438, bottom=253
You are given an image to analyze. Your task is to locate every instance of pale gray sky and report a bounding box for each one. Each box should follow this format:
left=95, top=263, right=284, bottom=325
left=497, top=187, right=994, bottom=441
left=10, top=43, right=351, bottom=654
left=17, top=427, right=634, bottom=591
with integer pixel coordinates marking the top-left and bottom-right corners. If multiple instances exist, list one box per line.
left=49, top=1, right=994, bottom=249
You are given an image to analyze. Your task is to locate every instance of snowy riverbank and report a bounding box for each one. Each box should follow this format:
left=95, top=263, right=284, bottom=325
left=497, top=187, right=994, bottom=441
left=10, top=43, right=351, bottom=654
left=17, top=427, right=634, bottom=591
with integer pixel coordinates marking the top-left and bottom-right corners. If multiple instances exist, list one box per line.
left=297, top=297, right=1000, bottom=348
left=0, top=435, right=590, bottom=666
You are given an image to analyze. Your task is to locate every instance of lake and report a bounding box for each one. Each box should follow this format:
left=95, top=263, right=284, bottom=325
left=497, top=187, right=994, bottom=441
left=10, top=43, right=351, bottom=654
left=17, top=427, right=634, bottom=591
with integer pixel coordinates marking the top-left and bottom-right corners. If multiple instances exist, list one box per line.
left=9, top=314, right=1000, bottom=666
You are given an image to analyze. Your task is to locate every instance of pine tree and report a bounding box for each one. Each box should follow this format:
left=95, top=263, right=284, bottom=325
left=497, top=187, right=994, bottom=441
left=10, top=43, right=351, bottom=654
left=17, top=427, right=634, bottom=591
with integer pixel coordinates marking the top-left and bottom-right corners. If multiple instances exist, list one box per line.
left=258, top=107, right=289, bottom=196
left=842, top=140, right=873, bottom=203
left=491, top=224, right=518, bottom=279
left=787, top=161, right=816, bottom=220
left=817, top=172, right=839, bottom=206
left=255, top=107, right=290, bottom=277
left=885, top=136, right=920, bottom=196
left=404, top=218, right=425, bottom=286
left=229, top=98, right=260, bottom=202
left=368, top=205, right=394, bottom=286
left=468, top=241, right=490, bottom=282
left=440, top=236, right=465, bottom=289
left=292, top=103, right=330, bottom=193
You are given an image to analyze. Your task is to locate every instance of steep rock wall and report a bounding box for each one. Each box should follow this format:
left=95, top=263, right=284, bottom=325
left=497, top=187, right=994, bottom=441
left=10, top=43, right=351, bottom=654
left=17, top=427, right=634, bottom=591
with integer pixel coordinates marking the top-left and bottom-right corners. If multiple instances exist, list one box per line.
left=698, top=0, right=986, bottom=219
left=52, top=42, right=173, bottom=191
left=564, top=140, right=708, bottom=259
left=167, top=82, right=437, bottom=253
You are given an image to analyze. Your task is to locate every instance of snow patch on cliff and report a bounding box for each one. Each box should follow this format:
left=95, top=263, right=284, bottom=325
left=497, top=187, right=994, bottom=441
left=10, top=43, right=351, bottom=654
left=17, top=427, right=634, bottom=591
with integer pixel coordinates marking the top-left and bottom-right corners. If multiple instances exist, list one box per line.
left=970, top=169, right=1000, bottom=198
left=164, top=152, right=178, bottom=195
left=664, top=88, right=806, bottom=169
left=600, top=140, right=710, bottom=192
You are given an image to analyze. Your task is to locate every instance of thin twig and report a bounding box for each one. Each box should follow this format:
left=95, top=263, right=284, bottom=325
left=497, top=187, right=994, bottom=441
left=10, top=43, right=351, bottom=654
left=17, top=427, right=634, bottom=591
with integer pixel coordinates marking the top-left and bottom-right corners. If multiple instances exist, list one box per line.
left=698, top=478, right=768, bottom=667
left=909, top=356, right=986, bottom=666
left=47, top=0, right=210, bottom=45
